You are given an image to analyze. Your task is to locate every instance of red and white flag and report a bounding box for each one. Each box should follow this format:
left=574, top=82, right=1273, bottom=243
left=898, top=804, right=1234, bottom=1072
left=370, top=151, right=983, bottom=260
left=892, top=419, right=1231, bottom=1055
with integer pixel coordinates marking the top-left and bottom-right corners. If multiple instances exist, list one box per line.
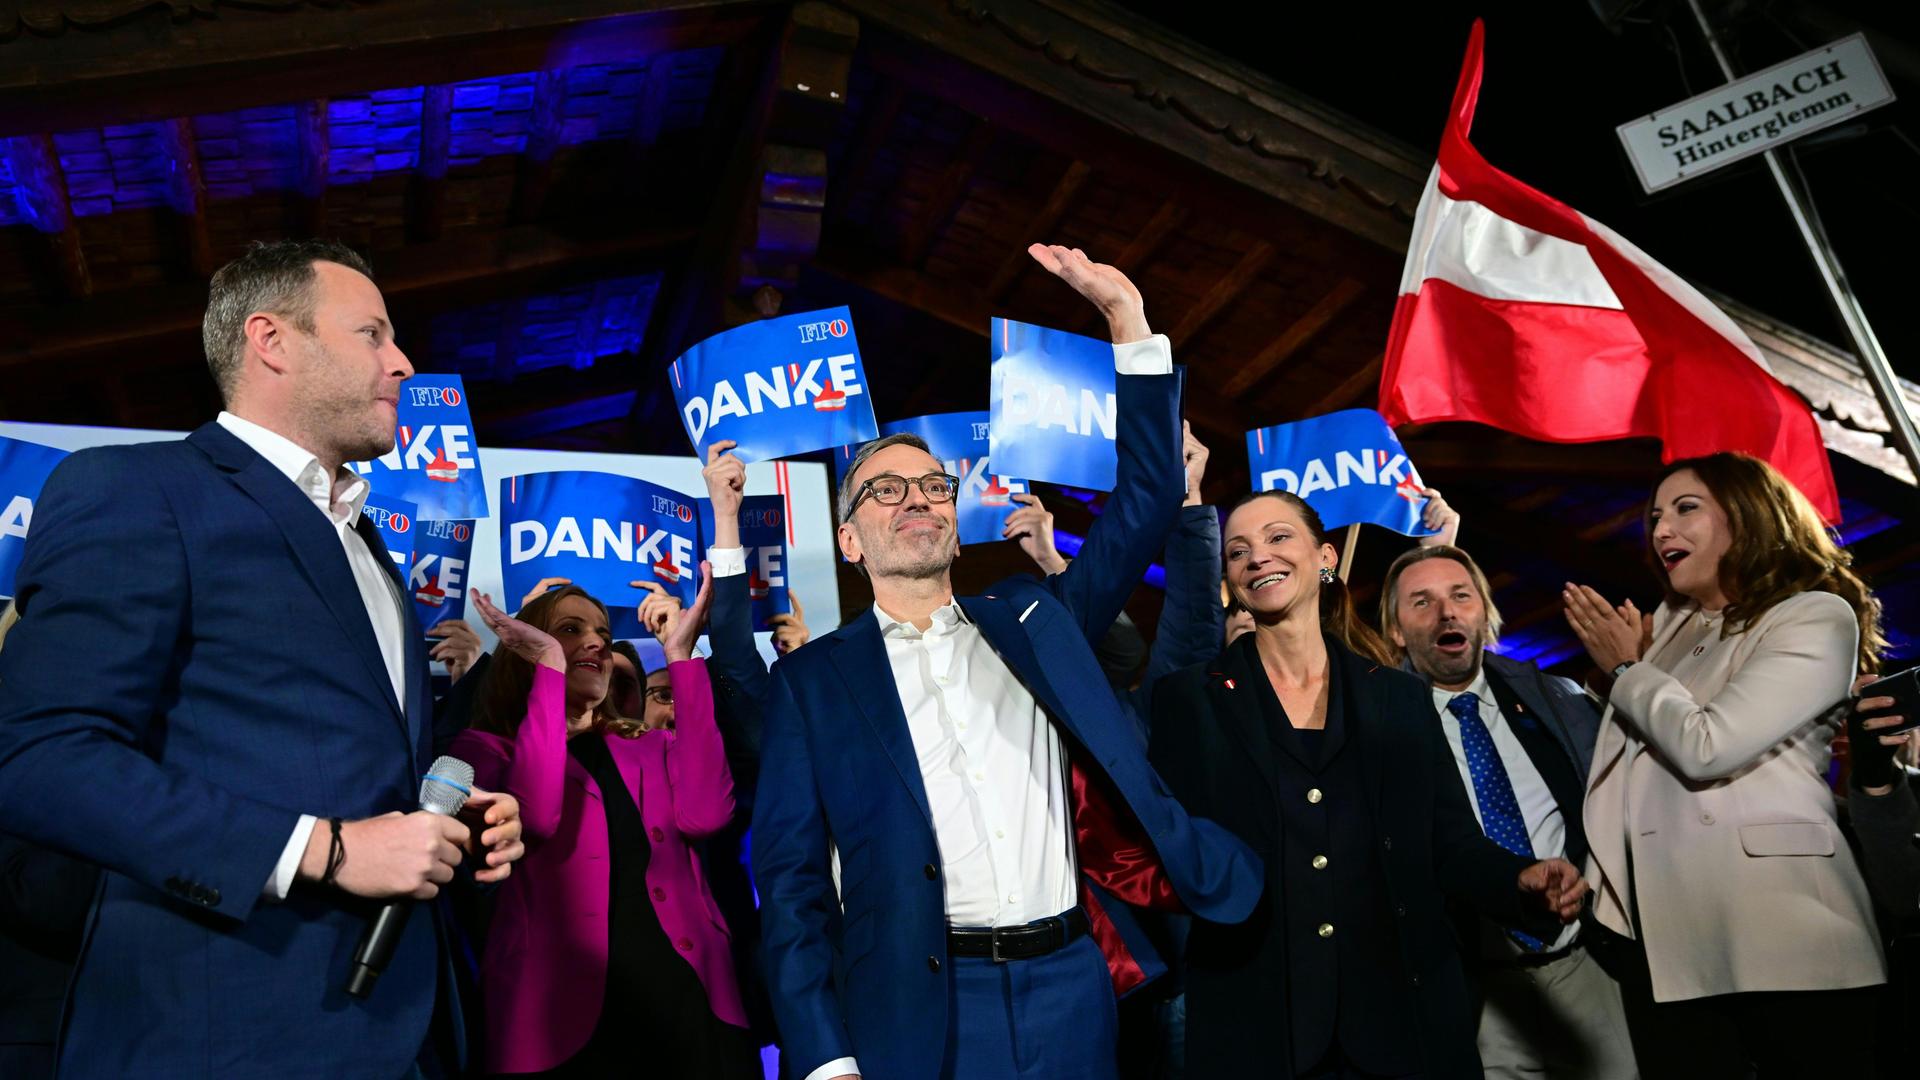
left=1380, top=20, right=1839, bottom=520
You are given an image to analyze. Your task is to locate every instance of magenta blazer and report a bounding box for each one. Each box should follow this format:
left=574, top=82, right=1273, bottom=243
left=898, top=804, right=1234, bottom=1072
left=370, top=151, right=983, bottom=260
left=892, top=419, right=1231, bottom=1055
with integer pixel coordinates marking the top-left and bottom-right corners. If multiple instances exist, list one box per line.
left=449, top=658, right=748, bottom=1075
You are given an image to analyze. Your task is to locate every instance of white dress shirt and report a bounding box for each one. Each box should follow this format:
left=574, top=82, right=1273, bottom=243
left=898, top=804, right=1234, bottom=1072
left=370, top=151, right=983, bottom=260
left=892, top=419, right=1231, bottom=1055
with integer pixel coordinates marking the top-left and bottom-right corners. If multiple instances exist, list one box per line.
left=1432, top=669, right=1577, bottom=951
left=216, top=412, right=410, bottom=899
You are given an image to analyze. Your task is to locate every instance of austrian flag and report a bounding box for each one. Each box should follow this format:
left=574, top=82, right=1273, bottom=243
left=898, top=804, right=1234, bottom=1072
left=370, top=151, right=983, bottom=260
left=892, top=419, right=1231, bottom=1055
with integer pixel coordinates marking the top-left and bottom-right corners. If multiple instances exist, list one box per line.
left=1380, top=20, right=1839, bottom=520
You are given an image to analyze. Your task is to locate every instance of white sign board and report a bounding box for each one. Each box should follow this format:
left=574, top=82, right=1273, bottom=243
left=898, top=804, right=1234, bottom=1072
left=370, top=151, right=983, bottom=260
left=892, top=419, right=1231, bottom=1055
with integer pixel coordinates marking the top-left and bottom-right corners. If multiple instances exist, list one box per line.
left=1617, top=33, right=1894, bottom=194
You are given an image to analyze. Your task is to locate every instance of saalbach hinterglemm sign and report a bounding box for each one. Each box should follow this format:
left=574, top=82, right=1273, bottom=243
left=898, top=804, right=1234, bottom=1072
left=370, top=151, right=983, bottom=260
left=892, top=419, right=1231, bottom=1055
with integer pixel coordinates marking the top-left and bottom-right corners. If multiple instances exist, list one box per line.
left=1616, top=33, right=1893, bottom=194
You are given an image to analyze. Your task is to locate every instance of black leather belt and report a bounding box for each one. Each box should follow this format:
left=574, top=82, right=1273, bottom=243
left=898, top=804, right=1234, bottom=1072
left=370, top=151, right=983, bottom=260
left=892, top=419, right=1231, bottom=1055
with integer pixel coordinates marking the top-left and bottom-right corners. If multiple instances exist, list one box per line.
left=947, top=908, right=1091, bottom=962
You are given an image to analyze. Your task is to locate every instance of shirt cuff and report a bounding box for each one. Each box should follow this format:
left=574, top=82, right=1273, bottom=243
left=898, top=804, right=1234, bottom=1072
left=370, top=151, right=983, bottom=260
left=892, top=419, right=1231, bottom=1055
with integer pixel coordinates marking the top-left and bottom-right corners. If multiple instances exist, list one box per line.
left=707, top=546, right=748, bottom=577
left=265, top=814, right=318, bottom=900
left=1113, top=333, right=1173, bottom=376
left=803, top=1058, right=860, bottom=1080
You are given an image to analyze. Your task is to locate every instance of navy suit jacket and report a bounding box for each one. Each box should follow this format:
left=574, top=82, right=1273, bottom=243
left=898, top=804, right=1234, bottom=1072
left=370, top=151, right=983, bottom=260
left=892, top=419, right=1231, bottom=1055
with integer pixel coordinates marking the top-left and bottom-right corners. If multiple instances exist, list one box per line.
left=0, top=423, right=442, bottom=1079
left=750, top=368, right=1262, bottom=1080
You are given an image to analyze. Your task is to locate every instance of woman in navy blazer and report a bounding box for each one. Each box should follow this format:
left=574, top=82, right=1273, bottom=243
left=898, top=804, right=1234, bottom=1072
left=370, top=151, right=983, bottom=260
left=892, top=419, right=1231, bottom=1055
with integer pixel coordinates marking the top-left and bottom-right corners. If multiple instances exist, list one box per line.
left=452, top=576, right=758, bottom=1078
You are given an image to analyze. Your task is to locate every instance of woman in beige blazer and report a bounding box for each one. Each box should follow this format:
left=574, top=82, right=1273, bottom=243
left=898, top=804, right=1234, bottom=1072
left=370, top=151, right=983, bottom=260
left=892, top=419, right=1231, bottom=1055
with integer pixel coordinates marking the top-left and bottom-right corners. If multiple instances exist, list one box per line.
left=1562, top=452, right=1887, bottom=1080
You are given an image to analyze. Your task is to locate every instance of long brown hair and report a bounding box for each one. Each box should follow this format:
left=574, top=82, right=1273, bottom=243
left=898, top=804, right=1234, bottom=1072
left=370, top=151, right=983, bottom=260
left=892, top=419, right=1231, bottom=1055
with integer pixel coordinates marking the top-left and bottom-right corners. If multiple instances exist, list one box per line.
left=1649, top=452, right=1885, bottom=673
left=470, top=585, right=641, bottom=738
left=1227, top=490, right=1396, bottom=666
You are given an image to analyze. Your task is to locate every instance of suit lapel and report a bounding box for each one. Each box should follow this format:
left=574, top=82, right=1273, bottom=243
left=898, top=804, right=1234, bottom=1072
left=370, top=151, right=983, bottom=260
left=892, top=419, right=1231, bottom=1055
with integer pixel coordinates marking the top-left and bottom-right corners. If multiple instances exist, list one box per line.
left=1484, top=667, right=1588, bottom=862
left=1209, top=636, right=1279, bottom=806
left=830, top=615, right=933, bottom=826
left=955, top=595, right=1069, bottom=730
left=189, top=425, right=408, bottom=742
left=1332, top=642, right=1394, bottom=822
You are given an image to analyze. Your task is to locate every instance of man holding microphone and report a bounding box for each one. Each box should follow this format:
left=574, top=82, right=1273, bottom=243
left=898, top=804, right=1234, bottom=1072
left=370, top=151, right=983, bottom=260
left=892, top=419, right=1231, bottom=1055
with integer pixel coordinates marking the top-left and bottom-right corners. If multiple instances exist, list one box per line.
left=0, top=240, right=524, bottom=1078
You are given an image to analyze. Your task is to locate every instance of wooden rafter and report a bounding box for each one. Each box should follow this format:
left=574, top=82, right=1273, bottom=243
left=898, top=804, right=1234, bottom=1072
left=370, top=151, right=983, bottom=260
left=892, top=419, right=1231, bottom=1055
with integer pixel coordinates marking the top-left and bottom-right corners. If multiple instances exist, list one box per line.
left=409, top=84, right=452, bottom=242
left=510, top=69, right=567, bottom=225
left=2, top=133, right=90, bottom=299
left=899, top=117, right=995, bottom=267
left=985, top=159, right=1089, bottom=301
left=1167, top=239, right=1275, bottom=350
left=1295, top=350, right=1382, bottom=417
left=1076, top=198, right=1185, bottom=334
left=294, top=99, right=330, bottom=237
left=157, top=117, right=214, bottom=278
left=1220, top=277, right=1364, bottom=397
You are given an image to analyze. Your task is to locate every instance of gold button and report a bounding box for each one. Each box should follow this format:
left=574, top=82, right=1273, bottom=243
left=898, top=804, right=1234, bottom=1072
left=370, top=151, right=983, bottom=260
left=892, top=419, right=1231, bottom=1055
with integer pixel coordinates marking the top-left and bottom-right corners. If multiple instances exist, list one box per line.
left=1307, top=788, right=1323, bottom=804
left=1317, top=923, right=1334, bottom=938
left=1311, top=855, right=1329, bottom=870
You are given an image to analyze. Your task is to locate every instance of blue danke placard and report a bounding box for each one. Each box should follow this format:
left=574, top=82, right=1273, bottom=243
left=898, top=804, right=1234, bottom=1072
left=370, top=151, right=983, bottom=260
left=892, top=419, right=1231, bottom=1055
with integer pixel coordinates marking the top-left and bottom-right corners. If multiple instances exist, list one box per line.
left=1244, top=409, right=1438, bottom=537
left=670, top=306, right=880, bottom=463
left=0, top=435, right=72, bottom=599
left=350, top=374, right=490, bottom=520
left=988, top=318, right=1117, bottom=491
left=696, top=494, right=792, bottom=632
left=499, top=472, right=701, bottom=636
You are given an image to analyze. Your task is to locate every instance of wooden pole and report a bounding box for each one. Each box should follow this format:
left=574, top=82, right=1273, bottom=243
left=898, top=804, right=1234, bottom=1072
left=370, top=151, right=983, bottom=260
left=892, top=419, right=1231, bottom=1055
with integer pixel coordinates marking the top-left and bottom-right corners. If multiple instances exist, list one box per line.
left=1338, top=524, right=1360, bottom=583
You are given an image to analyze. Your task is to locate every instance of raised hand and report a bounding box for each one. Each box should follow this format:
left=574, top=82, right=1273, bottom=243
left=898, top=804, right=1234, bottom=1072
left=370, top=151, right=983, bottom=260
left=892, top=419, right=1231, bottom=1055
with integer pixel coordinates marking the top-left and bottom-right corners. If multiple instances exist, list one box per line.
left=1416, top=486, right=1462, bottom=548
left=1182, top=421, right=1210, bottom=507
left=768, top=591, right=811, bottom=655
left=517, top=575, right=570, bottom=613
left=1517, top=857, right=1589, bottom=922
left=1003, top=493, right=1067, bottom=576
left=1027, top=243, right=1150, bottom=344
left=631, top=580, right=684, bottom=645
left=661, top=563, right=714, bottom=663
left=1562, top=583, right=1643, bottom=676
left=473, top=590, right=564, bottom=671
left=703, top=439, right=746, bottom=547
left=426, top=619, right=484, bottom=682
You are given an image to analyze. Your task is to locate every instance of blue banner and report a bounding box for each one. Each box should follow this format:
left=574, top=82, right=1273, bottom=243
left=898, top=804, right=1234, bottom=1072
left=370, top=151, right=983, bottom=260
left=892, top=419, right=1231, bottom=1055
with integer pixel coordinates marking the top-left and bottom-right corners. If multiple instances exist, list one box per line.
left=349, top=375, right=489, bottom=520
left=360, top=492, right=418, bottom=571
left=836, top=411, right=1029, bottom=546
left=670, top=306, right=879, bottom=463
left=0, top=435, right=72, bottom=599
left=499, top=472, right=700, bottom=636
left=1244, top=409, right=1437, bottom=537
left=696, top=495, right=791, bottom=633
left=989, top=318, right=1117, bottom=491
left=410, top=519, right=475, bottom=631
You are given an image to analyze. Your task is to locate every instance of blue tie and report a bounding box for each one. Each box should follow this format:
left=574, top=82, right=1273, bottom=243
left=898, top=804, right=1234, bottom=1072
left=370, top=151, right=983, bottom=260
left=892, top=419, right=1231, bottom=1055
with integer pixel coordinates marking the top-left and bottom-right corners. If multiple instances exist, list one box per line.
left=1448, top=692, right=1547, bottom=951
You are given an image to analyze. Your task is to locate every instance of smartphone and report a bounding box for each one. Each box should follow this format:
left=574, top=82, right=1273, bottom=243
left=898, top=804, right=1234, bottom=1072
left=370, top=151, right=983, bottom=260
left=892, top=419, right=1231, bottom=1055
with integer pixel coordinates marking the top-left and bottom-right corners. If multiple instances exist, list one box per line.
left=1858, top=666, right=1920, bottom=735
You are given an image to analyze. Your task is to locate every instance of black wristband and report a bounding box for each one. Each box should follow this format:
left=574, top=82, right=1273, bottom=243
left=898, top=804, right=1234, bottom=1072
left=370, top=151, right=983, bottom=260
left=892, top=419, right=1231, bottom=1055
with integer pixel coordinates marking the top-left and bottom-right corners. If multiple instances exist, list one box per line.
left=320, top=817, right=346, bottom=888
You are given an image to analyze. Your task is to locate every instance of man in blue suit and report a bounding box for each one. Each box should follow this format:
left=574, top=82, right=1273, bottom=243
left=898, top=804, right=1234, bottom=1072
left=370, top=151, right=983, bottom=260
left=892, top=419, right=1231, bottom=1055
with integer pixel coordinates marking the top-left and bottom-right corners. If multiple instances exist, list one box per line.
left=751, top=244, right=1263, bottom=1080
left=0, top=240, right=524, bottom=1079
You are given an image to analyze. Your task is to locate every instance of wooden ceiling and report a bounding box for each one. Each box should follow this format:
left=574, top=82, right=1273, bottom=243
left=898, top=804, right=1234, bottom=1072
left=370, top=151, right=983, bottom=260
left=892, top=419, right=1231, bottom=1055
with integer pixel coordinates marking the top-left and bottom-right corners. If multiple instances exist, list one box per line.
left=1, top=0, right=1914, bottom=670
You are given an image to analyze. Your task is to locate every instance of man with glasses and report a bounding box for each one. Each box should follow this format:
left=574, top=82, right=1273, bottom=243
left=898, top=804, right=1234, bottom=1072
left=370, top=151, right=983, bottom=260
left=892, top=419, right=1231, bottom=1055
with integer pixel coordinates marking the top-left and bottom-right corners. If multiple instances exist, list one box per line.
left=752, top=244, right=1262, bottom=1080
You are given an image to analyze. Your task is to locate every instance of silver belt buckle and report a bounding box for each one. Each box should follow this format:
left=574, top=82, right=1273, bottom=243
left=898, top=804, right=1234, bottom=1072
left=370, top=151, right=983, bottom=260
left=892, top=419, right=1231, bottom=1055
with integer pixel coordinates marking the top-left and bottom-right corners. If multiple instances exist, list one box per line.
left=990, top=926, right=1010, bottom=964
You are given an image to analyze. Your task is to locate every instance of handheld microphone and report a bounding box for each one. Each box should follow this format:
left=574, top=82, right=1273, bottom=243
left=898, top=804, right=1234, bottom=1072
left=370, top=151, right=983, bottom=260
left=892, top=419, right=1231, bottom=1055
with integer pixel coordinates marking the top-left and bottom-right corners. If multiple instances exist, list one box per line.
left=345, top=755, right=474, bottom=999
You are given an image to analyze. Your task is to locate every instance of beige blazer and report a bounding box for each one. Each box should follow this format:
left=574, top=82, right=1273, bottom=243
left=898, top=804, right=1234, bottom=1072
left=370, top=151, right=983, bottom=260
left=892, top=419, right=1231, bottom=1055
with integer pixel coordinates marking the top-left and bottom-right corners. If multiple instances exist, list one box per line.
left=1583, top=590, right=1885, bottom=1002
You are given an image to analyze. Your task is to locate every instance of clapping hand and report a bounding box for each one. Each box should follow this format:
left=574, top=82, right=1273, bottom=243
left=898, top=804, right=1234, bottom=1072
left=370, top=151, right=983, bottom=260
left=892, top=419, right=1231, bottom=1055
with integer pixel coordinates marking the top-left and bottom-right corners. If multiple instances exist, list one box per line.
left=472, top=591, right=564, bottom=671
left=1562, top=583, right=1646, bottom=676
left=1028, top=243, right=1150, bottom=344
left=633, top=564, right=715, bottom=662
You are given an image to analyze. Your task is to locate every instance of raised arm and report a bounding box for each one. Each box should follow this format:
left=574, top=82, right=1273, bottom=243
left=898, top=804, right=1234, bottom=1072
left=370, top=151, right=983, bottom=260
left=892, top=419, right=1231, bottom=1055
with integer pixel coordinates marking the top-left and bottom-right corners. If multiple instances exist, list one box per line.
left=463, top=590, right=569, bottom=842
left=1139, top=426, right=1225, bottom=705
left=658, top=571, right=734, bottom=838
left=1026, top=243, right=1185, bottom=642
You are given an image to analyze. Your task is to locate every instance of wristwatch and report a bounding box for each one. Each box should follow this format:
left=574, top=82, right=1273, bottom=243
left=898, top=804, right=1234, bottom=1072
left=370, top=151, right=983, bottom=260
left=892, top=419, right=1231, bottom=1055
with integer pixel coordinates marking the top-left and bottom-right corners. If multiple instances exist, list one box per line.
left=1610, top=660, right=1637, bottom=681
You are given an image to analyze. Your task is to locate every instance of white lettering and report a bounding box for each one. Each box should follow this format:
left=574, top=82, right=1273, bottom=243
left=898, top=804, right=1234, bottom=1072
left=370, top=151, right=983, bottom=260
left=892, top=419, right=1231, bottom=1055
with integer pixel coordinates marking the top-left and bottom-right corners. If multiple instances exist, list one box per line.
left=1297, top=459, right=1336, bottom=498
left=0, top=494, right=30, bottom=540
left=1079, top=389, right=1116, bottom=440
left=744, top=368, right=792, bottom=413
left=590, top=519, right=633, bottom=563
left=1334, top=450, right=1376, bottom=487
left=825, top=353, right=864, bottom=397
left=548, top=517, right=589, bottom=559
left=683, top=398, right=710, bottom=443
left=1259, top=468, right=1299, bottom=492
left=508, top=521, right=548, bottom=563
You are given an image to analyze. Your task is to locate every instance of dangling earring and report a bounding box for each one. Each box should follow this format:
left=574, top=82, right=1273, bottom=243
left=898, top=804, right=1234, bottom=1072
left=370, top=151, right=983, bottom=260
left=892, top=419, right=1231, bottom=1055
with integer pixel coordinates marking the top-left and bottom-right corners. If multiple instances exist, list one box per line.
left=1319, top=565, right=1337, bottom=585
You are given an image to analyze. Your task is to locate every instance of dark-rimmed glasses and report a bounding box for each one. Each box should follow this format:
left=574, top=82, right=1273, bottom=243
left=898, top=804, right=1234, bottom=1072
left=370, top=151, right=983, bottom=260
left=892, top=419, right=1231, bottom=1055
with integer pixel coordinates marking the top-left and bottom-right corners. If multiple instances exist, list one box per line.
left=849, top=472, right=961, bottom=513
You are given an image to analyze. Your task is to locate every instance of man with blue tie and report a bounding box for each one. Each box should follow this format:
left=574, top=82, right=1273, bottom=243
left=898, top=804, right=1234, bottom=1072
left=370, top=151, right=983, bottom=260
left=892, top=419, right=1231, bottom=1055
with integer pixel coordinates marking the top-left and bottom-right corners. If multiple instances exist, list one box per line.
left=0, top=240, right=524, bottom=1078
left=751, top=243, right=1262, bottom=1080
left=1383, top=545, right=1637, bottom=1080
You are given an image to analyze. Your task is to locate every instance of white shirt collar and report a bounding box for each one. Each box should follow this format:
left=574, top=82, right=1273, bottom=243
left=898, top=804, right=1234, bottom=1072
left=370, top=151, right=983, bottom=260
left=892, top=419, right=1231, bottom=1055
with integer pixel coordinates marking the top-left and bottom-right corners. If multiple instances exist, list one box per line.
left=873, top=598, right=968, bottom=639
left=1432, top=666, right=1495, bottom=714
left=216, top=411, right=371, bottom=524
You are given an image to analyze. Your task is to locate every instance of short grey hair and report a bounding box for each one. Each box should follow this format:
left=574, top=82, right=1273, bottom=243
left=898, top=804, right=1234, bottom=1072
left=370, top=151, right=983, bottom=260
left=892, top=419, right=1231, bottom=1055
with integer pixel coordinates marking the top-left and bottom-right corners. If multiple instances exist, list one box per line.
left=836, top=432, right=934, bottom=521
left=202, top=239, right=374, bottom=403
left=1379, top=544, right=1504, bottom=648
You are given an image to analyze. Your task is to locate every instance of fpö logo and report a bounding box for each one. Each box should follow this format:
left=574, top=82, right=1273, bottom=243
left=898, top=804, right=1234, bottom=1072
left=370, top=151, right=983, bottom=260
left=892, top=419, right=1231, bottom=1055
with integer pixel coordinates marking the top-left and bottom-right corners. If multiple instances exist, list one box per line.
left=363, top=506, right=412, bottom=533
left=742, top=507, right=783, bottom=531
left=797, top=318, right=850, bottom=344
left=408, top=385, right=464, bottom=407
left=422, top=521, right=472, bottom=542
left=650, top=495, right=695, bottom=523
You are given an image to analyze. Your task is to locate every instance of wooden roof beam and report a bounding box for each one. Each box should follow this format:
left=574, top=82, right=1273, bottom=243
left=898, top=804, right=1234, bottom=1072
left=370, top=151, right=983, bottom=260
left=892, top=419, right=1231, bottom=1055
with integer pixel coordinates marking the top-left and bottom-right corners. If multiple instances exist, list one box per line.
left=1167, top=239, right=1275, bottom=351
left=1221, top=276, right=1365, bottom=397
left=409, top=85, right=452, bottom=242
left=898, top=118, right=995, bottom=268
left=1074, top=198, right=1185, bottom=335
left=157, top=117, right=214, bottom=279
left=2, top=133, right=90, bottom=299
left=510, top=70, right=567, bottom=225
left=294, top=99, right=330, bottom=237
left=1290, top=350, right=1381, bottom=418
left=986, top=159, right=1090, bottom=301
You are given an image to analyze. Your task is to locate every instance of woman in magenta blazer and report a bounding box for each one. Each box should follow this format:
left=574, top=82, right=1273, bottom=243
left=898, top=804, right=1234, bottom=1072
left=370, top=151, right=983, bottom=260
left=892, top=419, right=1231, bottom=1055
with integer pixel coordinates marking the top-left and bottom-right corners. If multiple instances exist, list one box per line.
left=453, top=573, right=758, bottom=1077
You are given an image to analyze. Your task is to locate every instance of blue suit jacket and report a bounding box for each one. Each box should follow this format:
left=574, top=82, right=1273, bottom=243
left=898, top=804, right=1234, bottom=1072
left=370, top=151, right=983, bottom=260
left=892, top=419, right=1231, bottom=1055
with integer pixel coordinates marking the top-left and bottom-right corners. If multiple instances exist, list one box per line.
left=750, top=369, right=1262, bottom=1080
left=0, top=423, right=441, bottom=1079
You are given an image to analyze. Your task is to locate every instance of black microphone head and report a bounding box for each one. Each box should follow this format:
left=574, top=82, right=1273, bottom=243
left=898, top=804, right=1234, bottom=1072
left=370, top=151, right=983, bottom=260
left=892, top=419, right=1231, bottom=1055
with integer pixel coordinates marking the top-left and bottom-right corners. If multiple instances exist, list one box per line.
left=420, top=756, right=474, bottom=815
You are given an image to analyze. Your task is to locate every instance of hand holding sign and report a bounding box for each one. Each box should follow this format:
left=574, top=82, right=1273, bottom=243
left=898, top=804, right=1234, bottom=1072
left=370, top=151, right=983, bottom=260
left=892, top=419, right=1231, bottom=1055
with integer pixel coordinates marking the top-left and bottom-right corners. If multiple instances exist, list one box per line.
left=767, top=591, right=810, bottom=655
left=1004, top=493, right=1066, bottom=576
left=1027, top=244, right=1150, bottom=344
left=702, top=440, right=746, bottom=546
left=1182, top=421, right=1210, bottom=508
left=1417, top=487, right=1461, bottom=547
left=632, top=580, right=685, bottom=644
left=517, top=576, right=571, bottom=613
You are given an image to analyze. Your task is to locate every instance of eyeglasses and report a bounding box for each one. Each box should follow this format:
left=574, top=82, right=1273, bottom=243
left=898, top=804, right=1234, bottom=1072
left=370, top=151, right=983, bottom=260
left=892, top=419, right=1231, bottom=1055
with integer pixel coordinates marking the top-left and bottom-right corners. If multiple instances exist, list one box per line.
left=643, top=686, right=673, bottom=706
left=850, top=472, right=961, bottom=513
